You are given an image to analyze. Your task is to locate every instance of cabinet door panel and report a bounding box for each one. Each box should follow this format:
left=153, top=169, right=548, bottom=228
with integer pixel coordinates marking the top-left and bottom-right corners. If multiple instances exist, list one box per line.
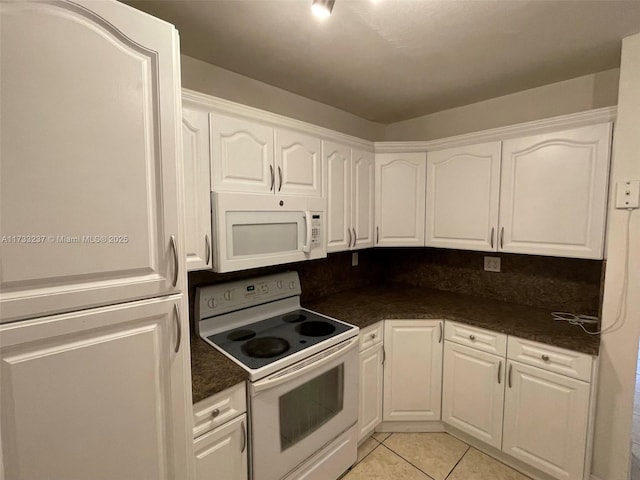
left=325, top=141, right=351, bottom=252
left=358, top=344, right=383, bottom=441
left=210, top=113, right=274, bottom=193
left=503, top=361, right=590, bottom=480
left=0, top=0, right=183, bottom=322
left=375, top=153, right=426, bottom=247
left=275, top=128, right=322, bottom=196
left=426, top=142, right=501, bottom=251
left=0, top=295, right=192, bottom=480
left=383, top=320, right=442, bottom=421
left=352, top=149, right=375, bottom=249
left=182, top=105, right=212, bottom=271
left=499, top=123, right=611, bottom=259
left=442, top=342, right=504, bottom=448
left=194, top=414, right=247, bottom=480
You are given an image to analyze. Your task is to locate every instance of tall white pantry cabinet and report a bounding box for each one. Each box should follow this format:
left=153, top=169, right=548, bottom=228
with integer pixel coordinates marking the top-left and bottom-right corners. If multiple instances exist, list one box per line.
left=0, top=2, right=194, bottom=480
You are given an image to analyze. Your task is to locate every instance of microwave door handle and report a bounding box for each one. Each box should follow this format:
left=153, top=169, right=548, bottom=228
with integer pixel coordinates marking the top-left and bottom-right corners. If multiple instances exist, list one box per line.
left=251, top=337, right=358, bottom=395
left=302, top=210, right=312, bottom=253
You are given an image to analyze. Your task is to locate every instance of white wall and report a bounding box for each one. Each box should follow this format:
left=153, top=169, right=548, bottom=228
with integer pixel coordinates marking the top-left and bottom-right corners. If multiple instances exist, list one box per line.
left=591, top=33, right=640, bottom=480
left=384, top=69, right=620, bottom=141
left=181, top=55, right=385, bottom=141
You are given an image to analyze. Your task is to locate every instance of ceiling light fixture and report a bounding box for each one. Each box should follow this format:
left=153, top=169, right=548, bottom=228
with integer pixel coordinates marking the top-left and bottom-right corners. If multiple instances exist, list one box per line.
left=311, top=0, right=335, bottom=18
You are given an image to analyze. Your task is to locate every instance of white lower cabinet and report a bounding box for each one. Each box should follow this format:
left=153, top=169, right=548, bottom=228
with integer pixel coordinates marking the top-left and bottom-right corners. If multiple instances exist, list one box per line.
left=383, top=320, right=443, bottom=422
left=358, top=322, right=384, bottom=441
left=442, top=341, right=505, bottom=449
left=503, top=361, right=591, bottom=480
left=193, top=383, right=248, bottom=480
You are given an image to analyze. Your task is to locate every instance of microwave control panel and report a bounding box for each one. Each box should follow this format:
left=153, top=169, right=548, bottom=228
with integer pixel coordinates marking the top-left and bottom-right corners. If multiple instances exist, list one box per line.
left=310, top=213, right=322, bottom=250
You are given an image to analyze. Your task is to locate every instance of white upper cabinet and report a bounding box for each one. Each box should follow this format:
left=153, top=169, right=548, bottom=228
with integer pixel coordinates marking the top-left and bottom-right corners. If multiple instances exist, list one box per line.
left=210, top=113, right=274, bottom=194
left=499, top=123, right=612, bottom=259
left=326, top=143, right=374, bottom=252
left=182, top=104, right=212, bottom=271
left=0, top=0, right=184, bottom=323
left=426, top=142, right=501, bottom=251
left=375, top=153, right=426, bottom=247
left=275, top=128, right=322, bottom=197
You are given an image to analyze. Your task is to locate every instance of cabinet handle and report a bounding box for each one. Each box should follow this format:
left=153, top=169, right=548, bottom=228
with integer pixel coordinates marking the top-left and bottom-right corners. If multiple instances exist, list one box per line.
left=508, top=363, right=512, bottom=388
left=269, top=165, right=274, bottom=191
left=205, top=234, right=211, bottom=265
left=498, top=361, right=502, bottom=384
left=211, top=408, right=220, bottom=418
left=352, top=228, right=357, bottom=247
left=278, top=166, right=283, bottom=192
left=376, top=226, right=379, bottom=245
left=382, top=347, right=386, bottom=365
left=174, top=303, right=182, bottom=353
left=347, top=228, right=352, bottom=248
left=469, top=334, right=475, bottom=341
left=541, top=354, right=550, bottom=361
left=170, top=235, right=179, bottom=287
left=369, top=333, right=376, bottom=339
left=500, top=227, right=504, bottom=249
left=240, top=420, right=247, bottom=453
left=490, top=227, right=495, bottom=248
left=439, top=322, right=443, bottom=343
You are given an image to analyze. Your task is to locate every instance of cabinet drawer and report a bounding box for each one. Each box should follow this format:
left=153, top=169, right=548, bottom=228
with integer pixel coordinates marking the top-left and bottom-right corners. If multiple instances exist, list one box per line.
left=359, top=322, right=383, bottom=351
left=507, top=337, right=593, bottom=382
left=193, top=382, right=246, bottom=438
left=445, top=321, right=507, bottom=356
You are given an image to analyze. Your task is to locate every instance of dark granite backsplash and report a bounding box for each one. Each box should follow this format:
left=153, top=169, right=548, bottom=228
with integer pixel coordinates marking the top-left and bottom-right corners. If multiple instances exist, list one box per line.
left=377, top=248, right=603, bottom=315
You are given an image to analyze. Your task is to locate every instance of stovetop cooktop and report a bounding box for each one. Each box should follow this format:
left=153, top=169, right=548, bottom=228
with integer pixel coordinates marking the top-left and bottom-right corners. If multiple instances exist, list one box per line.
left=206, top=308, right=353, bottom=370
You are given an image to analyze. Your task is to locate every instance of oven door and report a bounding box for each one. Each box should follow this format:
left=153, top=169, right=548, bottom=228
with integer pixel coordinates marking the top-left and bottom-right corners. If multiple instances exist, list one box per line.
left=249, top=337, right=359, bottom=480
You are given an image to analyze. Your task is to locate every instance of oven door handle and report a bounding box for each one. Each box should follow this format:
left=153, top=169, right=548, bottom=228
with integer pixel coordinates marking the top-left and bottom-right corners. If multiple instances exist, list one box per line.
left=302, top=210, right=312, bottom=253
left=251, top=336, right=358, bottom=395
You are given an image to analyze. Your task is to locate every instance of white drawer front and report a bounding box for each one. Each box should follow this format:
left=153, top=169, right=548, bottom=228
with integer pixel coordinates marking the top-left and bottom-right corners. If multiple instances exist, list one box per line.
left=445, top=321, right=507, bottom=357
left=507, top=337, right=593, bottom=382
left=359, top=322, right=383, bottom=351
left=193, top=382, right=247, bottom=438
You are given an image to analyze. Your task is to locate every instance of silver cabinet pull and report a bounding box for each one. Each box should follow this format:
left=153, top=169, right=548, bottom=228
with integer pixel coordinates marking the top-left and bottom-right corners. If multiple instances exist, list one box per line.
left=174, top=303, right=182, bottom=353
left=498, top=361, right=502, bottom=384
left=438, top=322, right=443, bottom=343
left=541, top=354, right=550, bottom=361
left=211, top=408, right=220, bottom=418
left=376, top=226, right=379, bottom=244
left=347, top=228, right=352, bottom=248
left=352, top=228, right=356, bottom=247
left=382, top=347, right=386, bottom=365
left=170, top=235, right=179, bottom=287
left=469, top=334, right=475, bottom=341
left=508, top=363, right=512, bottom=388
left=490, top=227, right=495, bottom=248
left=278, top=166, right=283, bottom=191
left=205, top=234, right=211, bottom=265
left=269, top=165, right=274, bottom=191
left=240, top=420, right=247, bottom=453
left=500, top=227, right=504, bottom=249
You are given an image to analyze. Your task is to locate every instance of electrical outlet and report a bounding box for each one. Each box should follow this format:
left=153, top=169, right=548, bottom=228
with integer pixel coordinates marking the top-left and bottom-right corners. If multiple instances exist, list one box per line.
left=484, top=256, right=501, bottom=272
left=615, top=180, right=640, bottom=209
left=351, top=251, right=358, bottom=267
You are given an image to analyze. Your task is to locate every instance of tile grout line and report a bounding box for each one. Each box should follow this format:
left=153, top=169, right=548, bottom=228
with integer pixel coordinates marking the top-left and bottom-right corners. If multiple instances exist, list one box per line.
left=443, top=444, right=471, bottom=480
left=378, top=443, right=437, bottom=480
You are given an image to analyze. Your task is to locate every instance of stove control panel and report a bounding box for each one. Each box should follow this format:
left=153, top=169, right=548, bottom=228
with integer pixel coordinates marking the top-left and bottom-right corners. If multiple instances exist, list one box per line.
left=196, top=271, right=302, bottom=319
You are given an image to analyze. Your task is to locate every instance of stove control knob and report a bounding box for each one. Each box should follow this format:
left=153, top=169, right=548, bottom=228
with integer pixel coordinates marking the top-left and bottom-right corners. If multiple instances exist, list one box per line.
left=276, top=280, right=283, bottom=289
left=207, top=298, right=216, bottom=309
left=224, top=290, right=232, bottom=301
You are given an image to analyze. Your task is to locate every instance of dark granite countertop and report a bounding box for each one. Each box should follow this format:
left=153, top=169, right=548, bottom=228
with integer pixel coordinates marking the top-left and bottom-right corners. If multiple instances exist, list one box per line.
left=305, top=283, right=600, bottom=356
left=190, top=336, right=248, bottom=404
left=190, top=283, right=600, bottom=404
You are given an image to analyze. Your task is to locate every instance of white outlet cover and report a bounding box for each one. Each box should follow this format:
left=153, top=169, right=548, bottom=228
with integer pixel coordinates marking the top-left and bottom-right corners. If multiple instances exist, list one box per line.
left=615, top=180, right=640, bottom=209
left=484, top=256, right=501, bottom=272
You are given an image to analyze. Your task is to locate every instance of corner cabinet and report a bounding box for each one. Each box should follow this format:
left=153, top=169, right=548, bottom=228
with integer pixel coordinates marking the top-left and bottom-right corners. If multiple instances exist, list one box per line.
left=375, top=153, right=427, bottom=247
left=383, top=320, right=443, bottom=422
left=499, top=123, right=612, bottom=259
left=326, top=142, right=375, bottom=252
left=182, top=103, right=213, bottom=271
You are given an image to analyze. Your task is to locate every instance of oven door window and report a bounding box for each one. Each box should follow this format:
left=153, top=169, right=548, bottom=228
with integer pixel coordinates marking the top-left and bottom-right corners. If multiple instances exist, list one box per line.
left=279, top=365, right=344, bottom=451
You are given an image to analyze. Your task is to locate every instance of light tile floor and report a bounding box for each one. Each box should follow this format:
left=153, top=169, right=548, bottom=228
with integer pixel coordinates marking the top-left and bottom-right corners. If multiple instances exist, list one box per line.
left=343, top=432, right=531, bottom=480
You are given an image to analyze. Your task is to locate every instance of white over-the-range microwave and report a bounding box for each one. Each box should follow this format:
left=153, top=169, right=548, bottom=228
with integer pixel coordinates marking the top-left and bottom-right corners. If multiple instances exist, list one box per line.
left=210, top=191, right=326, bottom=272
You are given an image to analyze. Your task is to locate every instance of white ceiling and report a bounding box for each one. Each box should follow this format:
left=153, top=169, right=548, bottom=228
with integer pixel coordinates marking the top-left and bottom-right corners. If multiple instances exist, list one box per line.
left=125, top=0, right=640, bottom=123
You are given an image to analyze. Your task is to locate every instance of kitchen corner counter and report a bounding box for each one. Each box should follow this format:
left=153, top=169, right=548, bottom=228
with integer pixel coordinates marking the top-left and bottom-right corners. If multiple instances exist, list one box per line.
left=304, top=284, right=600, bottom=356
left=190, top=336, right=248, bottom=404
